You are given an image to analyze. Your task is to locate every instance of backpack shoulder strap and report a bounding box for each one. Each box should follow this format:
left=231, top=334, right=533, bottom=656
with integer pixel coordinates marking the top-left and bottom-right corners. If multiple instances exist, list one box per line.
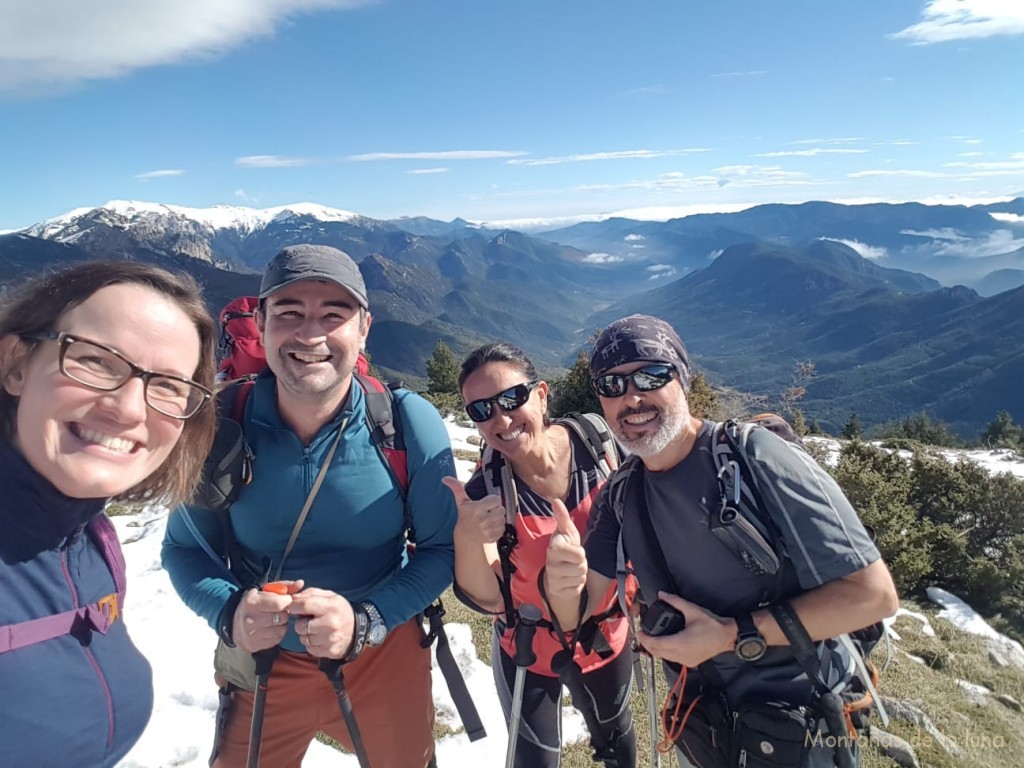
left=0, top=514, right=126, bottom=655
left=355, top=372, right=409, bottom=495
left=555, top=411, right=621, bottom=476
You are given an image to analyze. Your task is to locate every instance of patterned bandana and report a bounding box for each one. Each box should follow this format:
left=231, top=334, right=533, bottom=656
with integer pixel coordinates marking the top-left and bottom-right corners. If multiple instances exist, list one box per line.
left=589, top=314, right=691, bottom=390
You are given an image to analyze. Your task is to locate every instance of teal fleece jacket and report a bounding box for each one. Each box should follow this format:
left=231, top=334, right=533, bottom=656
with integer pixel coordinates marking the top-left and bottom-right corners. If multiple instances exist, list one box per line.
left=161, top=375, right=457, bottom=651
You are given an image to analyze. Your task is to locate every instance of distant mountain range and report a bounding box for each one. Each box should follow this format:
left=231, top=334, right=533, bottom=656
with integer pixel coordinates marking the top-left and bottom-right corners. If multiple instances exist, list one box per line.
left=3, top=197, right=1023, bottom=436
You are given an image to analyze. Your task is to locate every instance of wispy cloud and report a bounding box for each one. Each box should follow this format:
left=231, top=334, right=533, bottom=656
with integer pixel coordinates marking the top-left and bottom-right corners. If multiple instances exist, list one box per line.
left=888, top=140, right=919, bottom=146
left=890, top=0, right=1024, bottom=45
left=235, top=155, right=321, bottom=168
left=507, top=148, right=712, bottom=167
left=134, top=169, right=184, bottom=180
left=0, top=0, right=371, bottom=91
left=709, top=70, right=767, bottom=78
left=790, top=137, right=864, bottom=146
left=347, top=150, right=527, bottom=161
left=647, top=264, right=676, bottom=280
left=957, top=151, right=984, bottom=157
left=407, top=167, right=449, bottom=175
left=901, top=227, right=1023, bottom=258
left=848, top=169, right=949, bottom=178
left=755, top=148, right=870, bottom=158
left=582, top=252, right=624, bottom=264
left=818, top=237, right=888, bottom=260
left=942, top=153, right=1024, bottom=175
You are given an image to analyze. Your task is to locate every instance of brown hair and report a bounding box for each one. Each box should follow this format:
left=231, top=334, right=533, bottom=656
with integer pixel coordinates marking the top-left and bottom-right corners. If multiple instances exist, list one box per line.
left=0, top=261, right=218, bottom=505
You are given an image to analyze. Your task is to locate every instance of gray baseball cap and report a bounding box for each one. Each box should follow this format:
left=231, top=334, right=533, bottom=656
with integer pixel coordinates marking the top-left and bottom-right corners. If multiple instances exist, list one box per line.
left=259, top=244, right=369, bottom=309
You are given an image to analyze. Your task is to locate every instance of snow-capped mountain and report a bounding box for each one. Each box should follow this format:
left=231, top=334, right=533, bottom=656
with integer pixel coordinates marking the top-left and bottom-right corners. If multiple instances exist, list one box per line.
left=22, top=200, right=386, bottom=269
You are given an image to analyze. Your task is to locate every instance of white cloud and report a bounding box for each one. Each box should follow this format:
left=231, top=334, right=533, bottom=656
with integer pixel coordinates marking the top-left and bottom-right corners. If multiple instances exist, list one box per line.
left=890, top=0, right=1024, bottom=44
left=348, top=150, right=527, bottom=161
left=957, top=151, right=985, bottom=157
left=848, top=169, right=950, bottom=178
left=0, top=0, right=370, bottom=90
left=407, top=167, right=449, bottom=175
left=624, top=234, right=645, bottom=241
left=708, top=249, right=724, bottom=260
left=755, top=148, right=869, bottom=158
left=990, top=212, right=1024, bottom=224
left=134, top=169, right=184, bottom=180
left=582, top=252, right=624, bottom=264
left=507, top=148, right=712, bottom=167
left=818, top=237, right=888, bottom=260
left=942, top=153, right=1024, bottom=173
left=647, top=264, right=676, bottom=279
left=235, top=155, right=321, bottom=168
left=900, top=227, right=1023, bottom=257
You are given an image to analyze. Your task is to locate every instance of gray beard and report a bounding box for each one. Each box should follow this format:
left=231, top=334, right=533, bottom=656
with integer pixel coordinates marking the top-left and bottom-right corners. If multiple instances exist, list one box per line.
left=613, top=396, right=687, bottom=458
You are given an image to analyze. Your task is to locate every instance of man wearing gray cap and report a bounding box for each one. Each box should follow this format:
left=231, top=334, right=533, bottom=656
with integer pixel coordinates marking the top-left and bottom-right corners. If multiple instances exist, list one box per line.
left=163, top=244, right=456, bottom=767
left=544, top=314, right=899, bottom=768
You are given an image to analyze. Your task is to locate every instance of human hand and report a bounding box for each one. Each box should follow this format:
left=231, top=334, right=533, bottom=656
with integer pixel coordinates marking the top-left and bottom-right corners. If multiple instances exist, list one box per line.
left=544, top=498, right=587, bottom=601
left=287, top=588, right=357, bottom=659
left=231, top=579, right=304, bottom=654
left=443, top=476, right=507, bottom=545
left=635, top=591, right=737, bottom=668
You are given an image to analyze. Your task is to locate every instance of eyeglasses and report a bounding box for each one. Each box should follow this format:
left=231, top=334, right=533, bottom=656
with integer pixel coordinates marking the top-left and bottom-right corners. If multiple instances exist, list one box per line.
left=592, top=364, right=676, bottom=399
left=23, top=331, right=213, bottom=420
left=465, top=380, right=540, bottom=423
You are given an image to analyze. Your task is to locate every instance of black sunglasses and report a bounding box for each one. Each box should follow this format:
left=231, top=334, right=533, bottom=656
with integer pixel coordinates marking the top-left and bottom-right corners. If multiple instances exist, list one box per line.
left=465, top=380, right=540, bottom=423
left=592, top=364, right=676, bottom=399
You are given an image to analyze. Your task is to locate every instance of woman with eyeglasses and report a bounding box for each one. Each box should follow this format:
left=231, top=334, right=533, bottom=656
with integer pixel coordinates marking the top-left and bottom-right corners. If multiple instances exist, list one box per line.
left=443, top=342, right=636, bottom=768
left=0, top=261, right=217, bottom=767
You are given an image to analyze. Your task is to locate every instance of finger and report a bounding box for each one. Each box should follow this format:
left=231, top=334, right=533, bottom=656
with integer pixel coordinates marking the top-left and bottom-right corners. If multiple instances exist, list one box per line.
left=657, top=591, right=699, bottom=619
left=550, top=498, right=580, bottom=544
left=441, top=475, right=469, bottom=504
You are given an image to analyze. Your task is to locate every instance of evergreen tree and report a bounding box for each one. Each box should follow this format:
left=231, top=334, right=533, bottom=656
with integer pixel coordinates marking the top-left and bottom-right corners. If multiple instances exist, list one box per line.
left=981, top=410, right=1024, bottom=449
left=548, top=351, right=600, bottom=418
left=425, top=340, right=459, bottom=394
left=841, top=413, right=863, bottom=440
left=687, top=371, right=718, bottom=420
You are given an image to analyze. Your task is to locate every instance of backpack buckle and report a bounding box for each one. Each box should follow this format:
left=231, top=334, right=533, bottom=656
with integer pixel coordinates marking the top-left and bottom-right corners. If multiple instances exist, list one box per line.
left=96, top=593, right=120, bottom=625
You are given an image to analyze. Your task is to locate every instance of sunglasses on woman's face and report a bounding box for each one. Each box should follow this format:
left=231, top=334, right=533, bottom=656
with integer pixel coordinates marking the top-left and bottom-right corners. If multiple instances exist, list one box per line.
left=465, top=380, right=540, bottom=423
left=592, top=364, right=676, bottom=399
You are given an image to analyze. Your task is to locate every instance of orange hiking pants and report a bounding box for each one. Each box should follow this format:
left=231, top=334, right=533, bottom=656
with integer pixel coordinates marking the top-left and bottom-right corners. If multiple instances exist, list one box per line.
left=211, top=618, right=435, bottom=768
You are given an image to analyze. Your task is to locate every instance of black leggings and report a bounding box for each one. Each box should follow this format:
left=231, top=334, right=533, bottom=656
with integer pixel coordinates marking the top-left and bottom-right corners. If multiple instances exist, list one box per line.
left=493, top=626, right=637, bottom=768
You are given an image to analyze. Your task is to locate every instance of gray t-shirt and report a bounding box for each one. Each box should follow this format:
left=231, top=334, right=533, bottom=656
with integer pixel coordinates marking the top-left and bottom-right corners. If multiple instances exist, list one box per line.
left=585, top=420, right=880, bottom=703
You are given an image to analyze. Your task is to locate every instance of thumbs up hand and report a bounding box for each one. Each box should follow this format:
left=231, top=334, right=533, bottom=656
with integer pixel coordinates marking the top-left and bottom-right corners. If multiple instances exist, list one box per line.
left=443, top=476, right=507, bottom=545
left=545, top=498, right=587, bottom=600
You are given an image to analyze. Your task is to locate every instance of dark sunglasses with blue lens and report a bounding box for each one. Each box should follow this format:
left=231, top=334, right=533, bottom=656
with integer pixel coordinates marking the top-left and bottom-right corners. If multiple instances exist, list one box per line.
left=465, top=379, right=540, bottom=423
left=592, top=364, right=676, bottom=398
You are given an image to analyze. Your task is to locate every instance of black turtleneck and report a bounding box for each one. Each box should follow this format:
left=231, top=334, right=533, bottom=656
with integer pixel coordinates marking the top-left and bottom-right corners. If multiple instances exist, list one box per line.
left=0, top=440, right=106, bottom=564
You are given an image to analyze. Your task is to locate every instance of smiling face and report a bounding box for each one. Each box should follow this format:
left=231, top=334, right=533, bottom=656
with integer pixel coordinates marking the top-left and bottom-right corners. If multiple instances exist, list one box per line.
left=257, top=279, right=370, bottom=407
left=460, top=361, right=549, bottom=460
left=3, top=283, right=201, bottom=499
left=597, top=360, right=690, bottom=460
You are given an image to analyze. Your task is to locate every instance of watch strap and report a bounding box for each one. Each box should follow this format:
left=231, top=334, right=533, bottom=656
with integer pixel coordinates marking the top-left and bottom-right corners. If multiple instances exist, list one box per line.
left=217, top=588, right=247, bottom=648
left=344, top=604, right=370, bottom=662
left=735, top=611, right=758, bottom=640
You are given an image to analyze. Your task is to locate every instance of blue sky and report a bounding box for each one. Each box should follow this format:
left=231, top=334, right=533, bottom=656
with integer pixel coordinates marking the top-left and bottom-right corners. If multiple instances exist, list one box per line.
left=2, top=0, right=1024, bottom=231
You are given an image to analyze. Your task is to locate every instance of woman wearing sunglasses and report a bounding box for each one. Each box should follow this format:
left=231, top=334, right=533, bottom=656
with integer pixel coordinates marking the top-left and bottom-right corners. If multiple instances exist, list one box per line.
left=0, top=261, right=217, bottom=767
left=443, top=342, right=636, bottom=768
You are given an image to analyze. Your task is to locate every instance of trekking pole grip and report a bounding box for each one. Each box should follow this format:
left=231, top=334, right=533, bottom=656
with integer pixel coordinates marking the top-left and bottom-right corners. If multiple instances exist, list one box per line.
left=514, top=603, right=542, bottom=668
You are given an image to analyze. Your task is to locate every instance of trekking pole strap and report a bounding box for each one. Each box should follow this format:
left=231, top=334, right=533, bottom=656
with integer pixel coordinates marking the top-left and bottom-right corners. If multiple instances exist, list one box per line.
left=421, top=604, right=487, bottom=742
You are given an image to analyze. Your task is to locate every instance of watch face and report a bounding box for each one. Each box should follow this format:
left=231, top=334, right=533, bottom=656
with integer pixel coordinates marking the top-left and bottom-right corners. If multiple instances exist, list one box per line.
left=736, top=636, right=767, bottom=662
left=367, top=622, right=387, bottom=646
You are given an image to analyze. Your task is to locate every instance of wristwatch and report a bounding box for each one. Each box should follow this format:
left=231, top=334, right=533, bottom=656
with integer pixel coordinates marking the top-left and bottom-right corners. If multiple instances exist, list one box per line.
left=734, top=612, right=767, bottom=662
left=360, top=601, right=388, bottom=647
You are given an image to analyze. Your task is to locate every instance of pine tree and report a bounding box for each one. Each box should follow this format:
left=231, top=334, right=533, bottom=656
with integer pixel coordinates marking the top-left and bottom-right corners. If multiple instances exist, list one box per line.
left=425, top=340, right=459, bottom=394
left=981, top=410, right=1024, bottom=449
left=548, top=351, right=600, bottom=418
left=687, top=371, right=718, bottom=420
left=841, top=413, right=863, bottom=440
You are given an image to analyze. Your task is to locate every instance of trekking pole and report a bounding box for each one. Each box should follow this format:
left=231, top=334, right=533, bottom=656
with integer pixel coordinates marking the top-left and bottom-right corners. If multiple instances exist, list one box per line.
left=551, top=649, right=620, bottom=766
left=505, top=603, right=542, bottom=768
left=645, top=655, right=661, bottom=768
left=246, top=647, right=279, bottom=768
left=319, top=658, right=372, bottom=768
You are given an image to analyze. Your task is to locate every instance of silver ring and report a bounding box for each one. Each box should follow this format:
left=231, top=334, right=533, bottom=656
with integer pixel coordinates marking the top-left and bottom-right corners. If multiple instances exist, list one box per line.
left=271, top=612, right=280, bottom=627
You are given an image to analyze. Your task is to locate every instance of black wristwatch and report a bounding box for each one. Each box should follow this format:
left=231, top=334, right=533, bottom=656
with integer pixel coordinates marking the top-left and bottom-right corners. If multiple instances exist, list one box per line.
left=344, top=603, right=371, bottom=663
left=734, top=612, right=767, bottom=662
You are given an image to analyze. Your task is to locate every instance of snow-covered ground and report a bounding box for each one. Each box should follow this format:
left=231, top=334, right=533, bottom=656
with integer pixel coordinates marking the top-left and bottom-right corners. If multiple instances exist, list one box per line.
left=114, top=421, right=1024, bottom=766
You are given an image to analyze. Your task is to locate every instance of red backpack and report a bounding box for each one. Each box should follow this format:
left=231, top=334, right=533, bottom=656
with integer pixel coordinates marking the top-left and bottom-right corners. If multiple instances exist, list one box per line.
left=217, top=296, right=369, bottom=380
